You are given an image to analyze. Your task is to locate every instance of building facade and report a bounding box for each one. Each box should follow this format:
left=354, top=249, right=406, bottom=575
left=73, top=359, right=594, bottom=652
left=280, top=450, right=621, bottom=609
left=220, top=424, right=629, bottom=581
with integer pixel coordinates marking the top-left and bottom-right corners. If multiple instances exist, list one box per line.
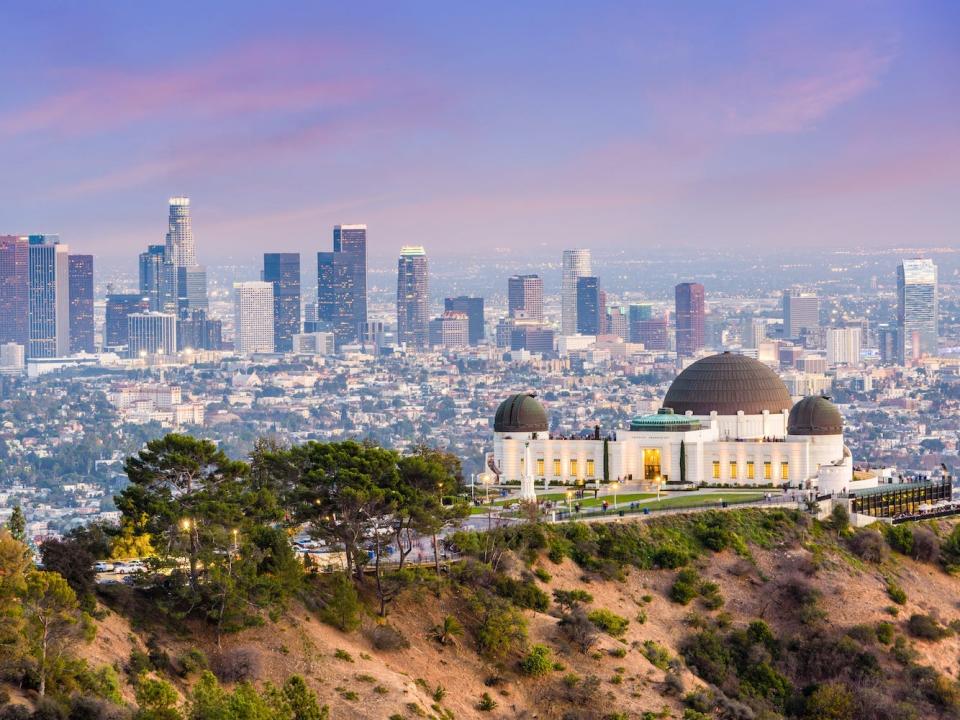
left=128, top=312, right=177, bottom=357
left=429, top=311, right=470, bottom=348
left=68, top=254, right=94, bottom=353
left=675, top=282, right=705, bottom=357
left=105, top=294, right=150, bottom=349
left=396, top=246, right=429, bottom=349
left=27, top=239, right=70, bottom=358
left=561, top=249, right=591, bottom=335
left=507, top=274, right=543, bottom=323
left=897, top=258, right=938, bottom=363
left=783, top=292, right=820, bottom=341
left=263, top=253, right=301, bottom=352
left=0, top=235, right=29, bottom=347
left=443, top=296, right=484, bottom=345
left=575, top=276, right=600, bottom=335
left=138, top=245, right=166, bottom=311
left=233, top=281, right=275, bottom=355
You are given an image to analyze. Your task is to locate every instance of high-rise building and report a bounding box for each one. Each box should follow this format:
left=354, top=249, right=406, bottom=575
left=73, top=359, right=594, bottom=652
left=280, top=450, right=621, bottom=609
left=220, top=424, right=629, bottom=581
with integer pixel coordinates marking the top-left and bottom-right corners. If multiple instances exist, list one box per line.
left=443, top=296, right=484, bottom=345
left=333, top=224, right=367, bottom=339
left=826, top=327, right=862, bottom=366
left=263, top=253, right=301, bottom=352
left=743, top=318, right=768, bottom=349
left=233, top=281, right=275, bottom=355
left=628, top=304, right=668, bottom=350
left=507, top=275, right=544, bottom=323
left=68, top=254, right=94, bottom=353
left=27, top=239, right=70, bottom=358
left=105, top=294, right=150, bottom=349
left=176, top=310, right=222, bottom=351
left=396, top=246, right=429, bottom=349
left=576, top=276, right=600, bottom=335
left=164, top=197, right=195, bottom=267
left=0, top=342, right=25, bottom=374
left=128, top=312, right=177, bottom=357
left=897, top=258, right=938, bottom=363
left=138, top=245, right=166, bottom=311
left=675, top=282, right=705, bottom=356
left=561, top=249, right=591, bottom=335
left=783, top=292, right=820, bottom=340
left=877, top=324, right=900, bottom=365
left=510, top=322, right=554, bottom=354
left=607, top=305, right=628, bottom=341
left=0, top=235, right=29, bottom=347
left=176, top=266, right=208, bottom=319
left=429, top=311, right=470, bottom=348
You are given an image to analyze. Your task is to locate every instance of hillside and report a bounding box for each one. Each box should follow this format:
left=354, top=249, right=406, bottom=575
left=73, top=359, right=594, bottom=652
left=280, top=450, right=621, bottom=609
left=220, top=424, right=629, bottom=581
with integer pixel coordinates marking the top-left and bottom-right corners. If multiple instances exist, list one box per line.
left=8, top=507, right=960, bottom=719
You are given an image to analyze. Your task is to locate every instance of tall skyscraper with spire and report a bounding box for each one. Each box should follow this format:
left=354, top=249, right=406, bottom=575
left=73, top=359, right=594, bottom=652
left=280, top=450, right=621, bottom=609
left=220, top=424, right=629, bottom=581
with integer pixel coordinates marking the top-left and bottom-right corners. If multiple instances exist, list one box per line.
left=561, top=249, right=591, bottom=335
left=165, top=197, right=195, bottom=267
left=396, top=246, right=429, bottom=349
left=897, top=258, right=938, bottom=363
left=159, top=197, right=207, bottom=318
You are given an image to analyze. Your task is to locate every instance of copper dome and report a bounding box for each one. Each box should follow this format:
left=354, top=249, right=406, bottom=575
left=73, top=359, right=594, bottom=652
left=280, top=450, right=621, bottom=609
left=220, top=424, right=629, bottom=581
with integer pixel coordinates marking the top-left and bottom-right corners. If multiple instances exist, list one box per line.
left=788, top=395, right=843, bottom=436
left=663, top=353, right=792, bottom=416
left=494, top=393, right=549, bottom=433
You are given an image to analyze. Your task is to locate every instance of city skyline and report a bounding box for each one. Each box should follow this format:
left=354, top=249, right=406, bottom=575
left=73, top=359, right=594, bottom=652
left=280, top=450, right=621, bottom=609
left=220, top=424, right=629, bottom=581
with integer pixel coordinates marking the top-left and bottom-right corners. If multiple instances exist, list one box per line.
left=1, top=2, right=958, bottom=260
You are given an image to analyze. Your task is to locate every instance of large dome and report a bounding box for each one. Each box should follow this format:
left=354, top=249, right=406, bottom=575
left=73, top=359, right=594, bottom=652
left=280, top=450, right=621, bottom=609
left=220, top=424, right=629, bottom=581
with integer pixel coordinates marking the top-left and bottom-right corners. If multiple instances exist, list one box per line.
left=663, top=352, right=792, bottom=416
left=494, top=393, right=549, bottom=433
left=788, top=395, right=843, bottom=436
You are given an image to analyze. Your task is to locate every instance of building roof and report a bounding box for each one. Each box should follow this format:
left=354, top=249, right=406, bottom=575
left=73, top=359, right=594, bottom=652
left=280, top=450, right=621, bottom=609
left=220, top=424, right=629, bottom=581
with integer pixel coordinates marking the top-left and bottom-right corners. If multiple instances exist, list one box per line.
left=630, top=408, right=701, bottom=432
left=494, top=393, right=548, bottom=433
left=788, top=395, right=843, bottom=436
left=663, top=352, right=793, bottom=416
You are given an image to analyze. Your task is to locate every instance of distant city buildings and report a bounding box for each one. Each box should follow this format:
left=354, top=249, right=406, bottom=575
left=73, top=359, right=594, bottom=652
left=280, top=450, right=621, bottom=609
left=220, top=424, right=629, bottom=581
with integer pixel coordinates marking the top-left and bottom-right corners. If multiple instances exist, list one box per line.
left=68, top=254, right=94, bottom=354
left=27, top=238, right=70, bottom=358
left=826, top=327, right=862, bottom=366
left=128, top=312, right=177, bottom=357
left=897, top=258, right=938, bottom=363
left=508, top=274, right=544, bottom=323
left=396, top=246, right=428, bottom=349
left=575, top=276, right=600, bottom=335
left=561, top=249, right=591, bottom=335
left=629, top=304, right=668, bottom=350
left=233, top=281, right=275, bottom=355
left=317, top=225, right=367, bottom=346
left=0, top=235, right=29, bottom=347
left=782, top=291, right=820, bottom=342
left=429, top=311, right=470, bottom=349
left=263, top=253, right=301, bottom=352
left=675, top=282, right=705, bottom=356
left=443, top=296, right=484, bottom=345
left=105, top=294, right=149, bottom=350
left=138, top=245, right=165, bottom=311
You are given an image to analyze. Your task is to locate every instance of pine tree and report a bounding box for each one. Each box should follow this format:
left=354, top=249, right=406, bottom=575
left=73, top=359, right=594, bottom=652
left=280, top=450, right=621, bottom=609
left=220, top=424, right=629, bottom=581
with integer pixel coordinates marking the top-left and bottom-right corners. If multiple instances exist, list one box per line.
left=8, top=505, right=26, bottom=543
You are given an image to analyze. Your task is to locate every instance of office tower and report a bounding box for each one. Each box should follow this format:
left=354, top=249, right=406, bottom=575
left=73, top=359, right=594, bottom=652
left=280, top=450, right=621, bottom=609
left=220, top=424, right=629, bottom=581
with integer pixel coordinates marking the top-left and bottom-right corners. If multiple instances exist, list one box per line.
left=826, top=327, right=862, bottom=366
left=233, top=281, right=275, bottom=355
left=333, top=224, right=367, bottom=339
left=263, top=253, right=301, bottom=352
left=561, top=249, right=591, bottom=335
left=598, top=289, right=608, bottom=335
left=138, top=245, right=165, bottom=310
left=0, top=342, right=25, bottom=374
left=429, top=311, right=470, bottom=348
left=164, top=197, right=195, bottom=267
left=510, top=323, right=554, bottom=354
left=782, top=292, right=820, bottom=339
left=877, top=324, right=900, bottom=365
left=68, top=254, right=94, bottom=353
left=127, top=312, right=177, bottom=357
left=176, top=265, right=208, bottom=319
left=176, top=310, right=222, bottom=351
left=897, top=258, right=938, bottom=363
left=507, top=274, right=544, bottom=323
left=576, top=276, right=600, bottom=335
left=608, top=305, right=628, bottom=340
left=105, top=293, right=150, bottom=348
left=0, top=235, right=29, bottom=346
left=396, top=246, right=429, bottom=348
left=443, top=296, right=484, bottom=345
left=27, top=239, right=70, bottom=358
left=628, top=304, right=668, bottom=350
left=292, top=332, right=336, bottom=355
left=675, top=282, right=705, bottom=356
left=743, top=318, right=767, bottom=349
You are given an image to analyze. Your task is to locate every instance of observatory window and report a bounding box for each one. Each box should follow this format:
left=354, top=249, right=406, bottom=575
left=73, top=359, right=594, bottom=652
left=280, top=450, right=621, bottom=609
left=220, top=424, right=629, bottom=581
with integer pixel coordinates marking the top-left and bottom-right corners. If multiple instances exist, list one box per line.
left=729, top=462, right=738, bottom=480
left=712, top=461, right=720, bottom=479
left=764, top=461, right=772, bottom=480
left=586, top=459, right=595, bottom=477
left=780, top=462, right=789, bottom=481
left=553, top=459, right=561, bottom=476
left=537, top=459, right=545, bottom=477
left=570, top=459, right=578, bottom=477
left=746, top=462, right=755, bottom=480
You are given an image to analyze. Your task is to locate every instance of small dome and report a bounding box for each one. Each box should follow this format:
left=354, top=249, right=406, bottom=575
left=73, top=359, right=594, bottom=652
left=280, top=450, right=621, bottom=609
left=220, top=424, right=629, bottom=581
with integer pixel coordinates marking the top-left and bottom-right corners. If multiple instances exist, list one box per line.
left=630, top=408, right=702, bottom=432
left=663, top=352, right=792, bottom=416
left=494, top=393, right=548, bottom=433
left=788, top=395, right=843, bottom=436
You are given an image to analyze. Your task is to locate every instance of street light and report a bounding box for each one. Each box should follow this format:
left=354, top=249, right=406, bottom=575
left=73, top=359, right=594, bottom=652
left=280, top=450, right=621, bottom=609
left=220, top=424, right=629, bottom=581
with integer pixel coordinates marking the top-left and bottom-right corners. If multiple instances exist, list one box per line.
left=566, top=490, right=573, bottom=514
left=610, top=481, right=619, bottom=509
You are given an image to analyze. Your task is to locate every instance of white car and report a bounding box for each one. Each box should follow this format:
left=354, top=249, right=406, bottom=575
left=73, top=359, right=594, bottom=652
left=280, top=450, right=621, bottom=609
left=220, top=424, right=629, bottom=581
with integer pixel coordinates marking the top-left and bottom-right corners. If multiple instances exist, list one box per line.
left=93, top=562, right=115, bottom=573
left=114, top=561, right=145, bottom=574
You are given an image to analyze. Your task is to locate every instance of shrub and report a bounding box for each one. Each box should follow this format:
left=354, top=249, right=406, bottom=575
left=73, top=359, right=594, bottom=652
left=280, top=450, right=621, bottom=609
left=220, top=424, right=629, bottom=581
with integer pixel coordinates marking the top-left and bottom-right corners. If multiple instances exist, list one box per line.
left=552, top=588, right=593, bottom=612
left=907, top=614, right=949, bottom=641
left=875, top=621, right=895, bottom=644
left=886, top=524, right=914, bottom=556
left=430, top=615, right=464, bottom=646
left=847, top=624, right=876, bottom=644
left=941, top=525, right=960, bottom=570
left=178, top=648, right=209, bottom=676
left=587, top=608, right=629, bottom=637
left=370, top=624, right=410, bottom=651
left=212, top=647, right=261, bottom=683
left=848, top=529, right=887, bottom=563
left=912, top=526, right=940, bottom=563
left=642, top=640, right=671, bottom=670
left=334, top=648, right=354, bottom=662
left=827, top=505, right=850, bottom=534
left=700, top=581, right=724, bottom=610
left=519, top=644, right=553, bottom=676
left=477, top=692, right=497, bottom=711
left=670, top=568, right=700, bottom=605
left=533, top=566, right=552, bottom=583
left=471, top=592, right=529, bottom=661
left=886, top=581, right=907, bottom=605
left=559, top=606, right=599, bottom=652
left=609, top=646, right=627, bottom=658
left=804, top=682, right=856, bottom=720
left=318, top=573, right=363, bottom=632
left=494, top=576, right=550, bottom=612
left=664, top=671, right=685, bottom=695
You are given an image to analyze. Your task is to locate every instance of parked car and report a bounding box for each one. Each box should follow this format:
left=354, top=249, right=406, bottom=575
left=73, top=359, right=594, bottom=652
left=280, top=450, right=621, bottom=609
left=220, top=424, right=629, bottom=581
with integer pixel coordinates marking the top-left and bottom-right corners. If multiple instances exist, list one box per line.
left=114, top=561, right=145, bottom=574
left=93, top=562, right=115, bottom=573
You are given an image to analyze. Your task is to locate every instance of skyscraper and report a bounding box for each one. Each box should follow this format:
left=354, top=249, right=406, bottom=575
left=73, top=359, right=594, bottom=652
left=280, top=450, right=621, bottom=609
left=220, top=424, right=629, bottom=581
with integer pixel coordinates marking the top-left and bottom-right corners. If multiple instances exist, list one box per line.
left=782, top=292, right=820, bottom=340
left=164, top=197, right=195, bottom=267
left=233, top=281, right=275, bottom=355
left=443, top=296, right=484, bottom=345
left=138, top=245, right=166, bottom=311
left=826, top=327, right=862, bottom=366
left=127, top=312, right=177, bottom=357
left=105, top=294, right=150, bottom=348
left=176, top=266, right=208, bottom=318
left=0, top=235, right=29, bottom=347
left=333, top=224, right=367, bottom=337
left=177, top=310, right=222, bottom=352
left=675, top=282, right=705, bottom=356
left=897, top=258, right=938, bottom=363
left=316, top=225, right=367, bottom=345
left=429, top=312, right=470, bottom=348
left=27, top=239, right=70, bottom=358
left=561, top=249, right=591, bottom=335
left=628, top=304, right=668, bottom=350
left=68, top=254, right=94, bottom=353
left=396, top=246, right=429, bottom=349
left=576, top=276, right=600, bottom=335
left=263, top=253, right=301, bottom=352
left=507, top=274, right=544, bottom=323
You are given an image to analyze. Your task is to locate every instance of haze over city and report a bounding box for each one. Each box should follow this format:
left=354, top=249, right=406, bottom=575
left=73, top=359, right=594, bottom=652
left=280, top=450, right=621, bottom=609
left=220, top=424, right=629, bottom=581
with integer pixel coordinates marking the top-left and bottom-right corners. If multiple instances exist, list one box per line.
left=2, top=1, right=959, bottom=262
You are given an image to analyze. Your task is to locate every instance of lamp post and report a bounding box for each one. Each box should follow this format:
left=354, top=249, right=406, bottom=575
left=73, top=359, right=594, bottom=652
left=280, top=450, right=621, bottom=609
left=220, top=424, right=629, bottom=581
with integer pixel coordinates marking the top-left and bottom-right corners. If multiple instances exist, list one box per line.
left=566, top=490, right=573, bottom=515
left=610, top=481, right=619, bottom=509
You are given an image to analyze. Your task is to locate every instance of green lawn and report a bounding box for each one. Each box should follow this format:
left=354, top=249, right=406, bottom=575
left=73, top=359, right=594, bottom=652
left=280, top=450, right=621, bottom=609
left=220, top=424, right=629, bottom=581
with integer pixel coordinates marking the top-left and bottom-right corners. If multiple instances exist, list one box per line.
left=617, top=492, right=765, bottom=511
left=470, top=490, right=767, bottom=515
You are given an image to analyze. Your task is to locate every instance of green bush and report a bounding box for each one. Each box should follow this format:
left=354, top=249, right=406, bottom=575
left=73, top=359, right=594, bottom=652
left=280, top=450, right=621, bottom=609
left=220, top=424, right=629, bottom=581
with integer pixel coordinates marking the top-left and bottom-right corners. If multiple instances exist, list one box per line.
left=471, top=592, right=529, bottom=661
left=533, top=566, right=552, bottom=583
left=907, top=614, right=950, bottom=641
left=587, top=608, right=629, bottom=637
left=804, top=682, right=856, bottom=720
left=875, top=621, right=895, bottom=644
left=477, top=692, right=497, bottom=711
left=670, top=568, right=700, bottom=605
left=885, top=524, right=914, bottom=556
left=519, top=644, right=553, bottom=676
left=318, top=573, right=363, bottom=632
left=886, top=580, right=907, bottom=605
left=178, top=648, right=209, bottom=676
left=494, top=576, right=550, bottom=612
left=642, top=640, right=671, bottom=670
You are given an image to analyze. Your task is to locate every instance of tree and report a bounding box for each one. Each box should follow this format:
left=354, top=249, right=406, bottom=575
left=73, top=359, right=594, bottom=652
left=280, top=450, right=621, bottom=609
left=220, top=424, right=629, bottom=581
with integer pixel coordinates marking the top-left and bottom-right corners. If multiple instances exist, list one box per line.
left=23, top=571, right=83, bottom=696
left=0, top=530, right=30, bottom=676
left=134, top=675, right=182, bottom=720
left=39, top=538, right=96, bottom=609
left=8, top=506, right=26, bottom=543
left=679, top=440, right=687, bottom=484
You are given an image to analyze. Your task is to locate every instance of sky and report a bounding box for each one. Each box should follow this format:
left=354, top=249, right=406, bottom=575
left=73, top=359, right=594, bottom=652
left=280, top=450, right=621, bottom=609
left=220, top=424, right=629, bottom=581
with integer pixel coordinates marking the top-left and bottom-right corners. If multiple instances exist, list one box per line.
left=0, top=1, right=958, bottom=264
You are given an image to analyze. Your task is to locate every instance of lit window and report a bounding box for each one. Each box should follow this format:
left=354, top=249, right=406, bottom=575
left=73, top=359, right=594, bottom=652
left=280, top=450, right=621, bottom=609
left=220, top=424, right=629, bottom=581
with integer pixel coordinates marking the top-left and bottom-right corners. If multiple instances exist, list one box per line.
left=553, top=459, right=561, bottom=476
left=712, top=461, right=720, bottom=479
left=729, top=462, right=738, bottom=480
left=537, top=459, right=544, bottom=477
left=764, top=461, right=772, bottom=480
left=570, top=459, right=578, bottom=477
left=586, top=459, right=595, bottom=477
left=746, top=461, right=755, bottom=480
left=781, top=462, right=789, bottom=481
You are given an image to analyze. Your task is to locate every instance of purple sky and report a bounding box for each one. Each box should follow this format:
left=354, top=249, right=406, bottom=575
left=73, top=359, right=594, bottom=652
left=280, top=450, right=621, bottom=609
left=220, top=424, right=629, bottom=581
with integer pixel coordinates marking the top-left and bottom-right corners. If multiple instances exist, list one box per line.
left=1, top=2, right=958, bottom=263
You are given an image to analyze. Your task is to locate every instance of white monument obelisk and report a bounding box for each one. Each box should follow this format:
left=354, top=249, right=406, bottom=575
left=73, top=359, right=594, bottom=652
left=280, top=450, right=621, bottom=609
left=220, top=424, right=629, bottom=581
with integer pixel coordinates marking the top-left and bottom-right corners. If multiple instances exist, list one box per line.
left=520, top=440, right=537, bottom=501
